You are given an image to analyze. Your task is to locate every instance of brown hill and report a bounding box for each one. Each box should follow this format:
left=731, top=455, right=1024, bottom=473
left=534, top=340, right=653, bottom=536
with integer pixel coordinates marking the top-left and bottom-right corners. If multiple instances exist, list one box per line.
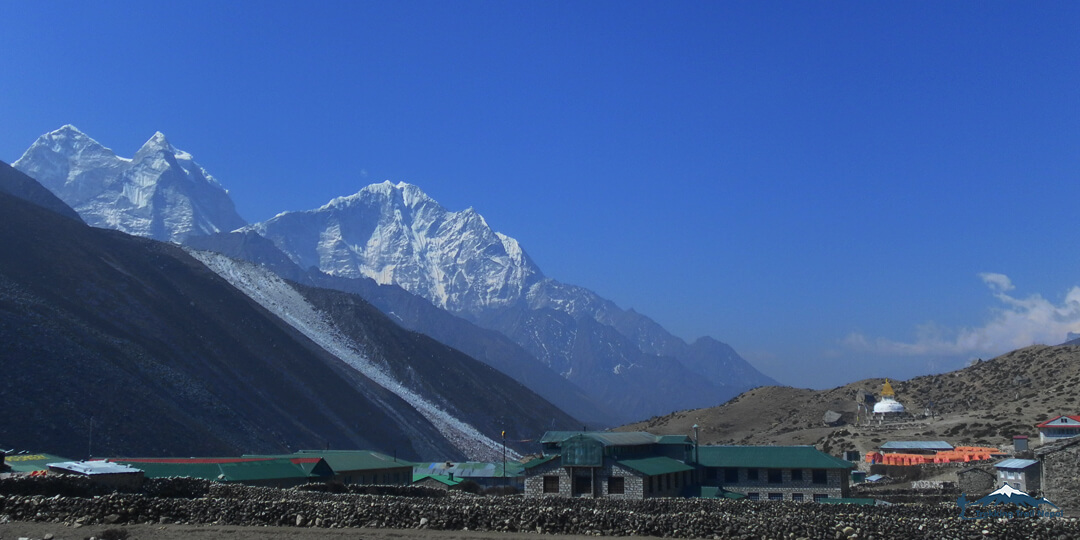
left=620, top=344, right=1080, bottom=455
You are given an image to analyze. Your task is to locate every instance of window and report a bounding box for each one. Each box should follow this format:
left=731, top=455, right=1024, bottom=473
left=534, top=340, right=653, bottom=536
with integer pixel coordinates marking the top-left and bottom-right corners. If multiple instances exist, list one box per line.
left=724, top=468, right=739, bottom=483
left=648, top=476, right=654, bottom=493
left=767, top=469, right=783, bottom=483
left=791, top=469, right=803, bottom=482
left=747, top=468, right=759, bottom=481
left=747, top=492, right=759, bottom=500
left=543, top=476, right=559, bottom=493
left=608, top=476, right=625, bottom=495
left=813, top=493, right=829, bottom=502
left=792, top=493, right=804, bottom=502
left=812, top=469, right=828, bottom=484
left=665, top=474, right=671, bottom=490
left=768, top=492, right=783, bottom=501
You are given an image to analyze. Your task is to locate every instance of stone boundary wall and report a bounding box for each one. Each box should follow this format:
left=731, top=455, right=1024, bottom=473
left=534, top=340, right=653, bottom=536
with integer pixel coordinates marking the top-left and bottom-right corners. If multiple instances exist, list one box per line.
left=1, top=479, right=1078, bottom=539
left=1039, top=441, right=1080, bottom=510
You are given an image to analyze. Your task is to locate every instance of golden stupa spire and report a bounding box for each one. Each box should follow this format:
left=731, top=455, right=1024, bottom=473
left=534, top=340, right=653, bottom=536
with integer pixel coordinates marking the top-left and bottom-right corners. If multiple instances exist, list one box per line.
left=881, top=378, right=895, bottom=397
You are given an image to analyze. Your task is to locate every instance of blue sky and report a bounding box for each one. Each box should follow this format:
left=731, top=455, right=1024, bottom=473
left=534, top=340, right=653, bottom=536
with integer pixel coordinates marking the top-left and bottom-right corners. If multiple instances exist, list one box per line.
left=3, top=2, right=1079, bottom=388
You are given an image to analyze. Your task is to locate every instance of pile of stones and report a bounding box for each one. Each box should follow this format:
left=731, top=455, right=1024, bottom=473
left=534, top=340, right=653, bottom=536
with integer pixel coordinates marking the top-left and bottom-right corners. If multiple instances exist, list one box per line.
left=0, top=478, right=1077, bottom=539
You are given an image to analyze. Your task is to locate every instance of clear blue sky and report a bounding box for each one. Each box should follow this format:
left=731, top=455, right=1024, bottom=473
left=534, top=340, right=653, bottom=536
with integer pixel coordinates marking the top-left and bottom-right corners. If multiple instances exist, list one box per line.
left=3, top=1, right=1079, bottom=388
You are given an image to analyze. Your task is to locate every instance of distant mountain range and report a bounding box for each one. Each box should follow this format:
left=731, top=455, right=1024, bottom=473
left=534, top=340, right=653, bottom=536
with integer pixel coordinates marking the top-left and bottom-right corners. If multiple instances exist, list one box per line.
left=13, top=126, right=777, bottom=425
left=14, top=126, right=245, bottom=242
left=0, top=162, right=577, bottom=460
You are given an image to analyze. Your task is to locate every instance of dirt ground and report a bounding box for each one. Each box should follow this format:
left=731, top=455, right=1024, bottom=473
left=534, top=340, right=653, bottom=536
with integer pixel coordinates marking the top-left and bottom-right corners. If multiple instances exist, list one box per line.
left=0, top=522, right=658, bottom=540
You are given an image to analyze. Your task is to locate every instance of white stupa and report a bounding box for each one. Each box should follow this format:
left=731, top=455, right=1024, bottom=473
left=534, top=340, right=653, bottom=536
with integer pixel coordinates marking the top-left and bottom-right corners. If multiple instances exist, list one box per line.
left=872, top=379, right=907, bottom=422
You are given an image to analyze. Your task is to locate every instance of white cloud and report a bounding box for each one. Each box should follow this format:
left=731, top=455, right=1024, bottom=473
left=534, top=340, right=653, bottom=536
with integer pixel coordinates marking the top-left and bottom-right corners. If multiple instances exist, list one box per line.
left=843, top=274, right=1080, bottom=358
left=978, top=272, right=1014, bottom=293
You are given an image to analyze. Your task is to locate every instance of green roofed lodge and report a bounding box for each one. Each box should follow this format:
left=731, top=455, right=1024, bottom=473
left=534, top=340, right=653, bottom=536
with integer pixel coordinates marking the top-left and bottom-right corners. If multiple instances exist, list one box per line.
left=525, top=431, right=853, bottom=500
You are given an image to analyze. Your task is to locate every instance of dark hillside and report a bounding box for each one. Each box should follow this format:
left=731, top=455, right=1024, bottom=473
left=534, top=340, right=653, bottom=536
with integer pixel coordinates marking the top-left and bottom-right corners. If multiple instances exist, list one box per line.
left=0, top=160, right=82, bottom=222
left=0, top=191, right=448, bottom=460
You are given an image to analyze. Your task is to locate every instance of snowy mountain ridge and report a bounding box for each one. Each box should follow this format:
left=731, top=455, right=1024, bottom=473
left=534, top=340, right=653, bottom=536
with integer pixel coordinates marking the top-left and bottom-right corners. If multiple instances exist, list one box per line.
left=14, top=125, right=245, bottom=242
left=16, top=126, right=777, bottom=423
left=247, top=180, right=543, bottom=315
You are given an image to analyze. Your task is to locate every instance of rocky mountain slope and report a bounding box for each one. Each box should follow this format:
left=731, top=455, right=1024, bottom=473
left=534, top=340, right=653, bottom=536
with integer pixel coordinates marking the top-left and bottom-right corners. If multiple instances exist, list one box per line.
left=13, top=126, right=246, bottom=241
left=16, top=126, right=777, bottom=424
left=183, top=230, right=619, bottom=427
left=247, top=181, right=777, bottom=421
left=0, top=166, right=578, bottom=460
left=621, top=344, right=1080, bottom=455
left=0, top=160, right=83, bottom=222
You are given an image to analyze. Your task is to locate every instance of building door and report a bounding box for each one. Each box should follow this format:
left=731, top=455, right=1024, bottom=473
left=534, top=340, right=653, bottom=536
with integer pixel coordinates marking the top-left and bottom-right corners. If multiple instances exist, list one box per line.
left=574, top=474, right=591, bottom=495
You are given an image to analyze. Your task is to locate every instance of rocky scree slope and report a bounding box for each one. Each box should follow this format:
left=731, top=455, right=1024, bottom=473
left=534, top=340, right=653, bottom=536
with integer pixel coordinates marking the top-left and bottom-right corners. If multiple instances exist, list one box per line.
left=621, top=344, right=1080, bottom=456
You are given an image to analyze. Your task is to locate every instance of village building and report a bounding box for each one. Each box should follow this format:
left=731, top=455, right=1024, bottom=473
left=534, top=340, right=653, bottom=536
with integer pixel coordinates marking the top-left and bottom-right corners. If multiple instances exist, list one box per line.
left=525, top=432, right=695, bottom=499
left=993, top=458, right=1040, bottom=494
left=956, top=466, right=996, bottom=496
left=252, top=450, right=412, bottom=486
left=46, top=460, right=144, bottom=490
left=412, top=461, right=524, bottom=489
left=108, top=457, right=333, bottom=488
left=696, top=445, right=853, bottom=501
left=1035, top=415, right=1080, bottom=444
left=525, top=431, right=852, bottom=502
left=1, top=452, right=73, bottom=475
left=412, top=473, right=463, bottom=490
left=1034, top=436, right=1080, bottom=510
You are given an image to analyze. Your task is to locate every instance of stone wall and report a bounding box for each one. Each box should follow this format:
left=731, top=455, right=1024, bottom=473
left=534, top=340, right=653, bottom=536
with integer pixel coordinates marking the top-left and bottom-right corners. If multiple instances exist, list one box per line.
left=956, top=467, right=994, bottom=496
left=524, top=460, right=658, bottom=499
left=4, top=480, right=1080, bottom=539
left=1037, top=439, right=1080, bottom=510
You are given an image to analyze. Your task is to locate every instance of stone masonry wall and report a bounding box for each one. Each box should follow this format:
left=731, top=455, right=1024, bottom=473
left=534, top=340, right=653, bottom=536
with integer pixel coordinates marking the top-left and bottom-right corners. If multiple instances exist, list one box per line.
left=1039, top=441, right=1080, bottom=510
left=524, top=461, right=655, bottom=499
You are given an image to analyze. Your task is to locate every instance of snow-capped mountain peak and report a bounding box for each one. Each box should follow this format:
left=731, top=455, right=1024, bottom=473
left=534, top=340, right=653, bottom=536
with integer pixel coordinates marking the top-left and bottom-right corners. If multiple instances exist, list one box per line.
left=14, top=126, right=246, bottom=242
left=136, top=131, right=176, bottom=155
left=249, top=181, right=542, bottom=313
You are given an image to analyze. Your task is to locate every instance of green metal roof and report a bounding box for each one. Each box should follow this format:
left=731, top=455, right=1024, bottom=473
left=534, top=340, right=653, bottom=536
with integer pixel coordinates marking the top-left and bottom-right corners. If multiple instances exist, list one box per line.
left=523, top=455, right=559, bottom=470
left=412, top=474, right=462, bottom=486
left=696, top=446, right=853, bottom=470
left=540, top=431, right=661, bottom=447
left=232, top=454, right=332, bottom=477
left=278, top=450, right=411, bottom=473
left=110, top=458, right=319, bottom=482
left=657, top=435, right=693, bottom=445
left=3, top=453, right=72, bottom=473
left=616, top=456, right=694, bottom=476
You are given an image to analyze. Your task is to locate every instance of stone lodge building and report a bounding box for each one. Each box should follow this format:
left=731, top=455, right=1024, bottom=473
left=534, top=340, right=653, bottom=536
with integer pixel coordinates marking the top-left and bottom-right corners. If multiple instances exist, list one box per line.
left=525, top=432, right=695, bottom=499
left=696, top=445, right=853, bottom=501
left=524, top=431, right=854, bottom=501
left=1035, top=436, right=1080, bottom=510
